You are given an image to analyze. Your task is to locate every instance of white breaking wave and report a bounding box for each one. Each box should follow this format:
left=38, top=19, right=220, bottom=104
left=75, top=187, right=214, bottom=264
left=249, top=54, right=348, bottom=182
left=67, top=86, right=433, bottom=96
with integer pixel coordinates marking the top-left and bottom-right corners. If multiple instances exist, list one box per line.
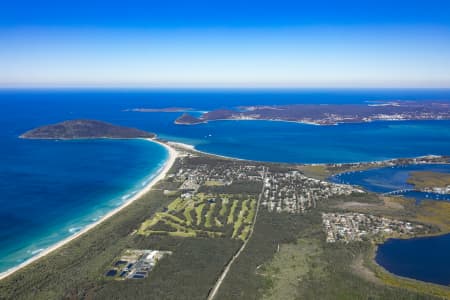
left=28, top=248, right=45, bottom=255
left=121, top=193, right=133, bottom=200
left=68, top=227, right=83, bottom=234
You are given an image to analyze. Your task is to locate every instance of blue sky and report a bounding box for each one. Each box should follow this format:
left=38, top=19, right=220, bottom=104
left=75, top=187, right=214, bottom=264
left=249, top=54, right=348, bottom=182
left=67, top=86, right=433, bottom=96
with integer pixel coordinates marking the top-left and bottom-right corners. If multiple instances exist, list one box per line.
left=1, top=0, right=450, bottom=87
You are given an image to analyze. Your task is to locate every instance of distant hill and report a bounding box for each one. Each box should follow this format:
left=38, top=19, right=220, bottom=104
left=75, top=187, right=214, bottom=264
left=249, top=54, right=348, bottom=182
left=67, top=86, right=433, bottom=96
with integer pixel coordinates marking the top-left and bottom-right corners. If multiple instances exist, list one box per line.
left=20, top=120, right=155, bottom=139
left=174, top=101, right=450, bottom=126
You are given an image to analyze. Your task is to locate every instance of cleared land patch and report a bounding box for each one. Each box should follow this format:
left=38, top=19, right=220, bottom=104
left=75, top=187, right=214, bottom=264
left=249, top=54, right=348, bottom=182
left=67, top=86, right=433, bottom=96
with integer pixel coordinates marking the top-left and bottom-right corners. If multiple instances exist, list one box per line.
left=261, top=238, right=325, bottom=300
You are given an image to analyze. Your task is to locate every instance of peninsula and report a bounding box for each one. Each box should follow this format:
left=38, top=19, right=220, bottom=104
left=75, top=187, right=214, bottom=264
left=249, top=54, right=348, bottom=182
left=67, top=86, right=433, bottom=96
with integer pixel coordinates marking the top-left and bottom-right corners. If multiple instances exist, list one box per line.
left=20, top=119, right=156, bottom=139
left=174, top=101, right=450, bottom=125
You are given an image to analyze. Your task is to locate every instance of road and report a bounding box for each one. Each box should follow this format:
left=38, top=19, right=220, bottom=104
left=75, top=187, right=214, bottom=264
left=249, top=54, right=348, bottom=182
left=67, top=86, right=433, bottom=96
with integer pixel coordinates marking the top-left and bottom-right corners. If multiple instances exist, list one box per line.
left=206, top=167, right=267, bottom=300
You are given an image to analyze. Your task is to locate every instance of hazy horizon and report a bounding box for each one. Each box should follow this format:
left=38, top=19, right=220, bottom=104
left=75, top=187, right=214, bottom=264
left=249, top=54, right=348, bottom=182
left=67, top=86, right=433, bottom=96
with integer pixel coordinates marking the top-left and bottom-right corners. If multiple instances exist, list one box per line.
left=1, top=0, right=450, bottom=88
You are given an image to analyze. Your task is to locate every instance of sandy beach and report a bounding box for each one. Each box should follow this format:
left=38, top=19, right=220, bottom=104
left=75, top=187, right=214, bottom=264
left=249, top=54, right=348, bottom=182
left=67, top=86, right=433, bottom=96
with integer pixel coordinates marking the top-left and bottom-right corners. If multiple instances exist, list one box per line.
left=168, top=141, right=246, bottom=161
left=0, top=139, right=178, bottom=281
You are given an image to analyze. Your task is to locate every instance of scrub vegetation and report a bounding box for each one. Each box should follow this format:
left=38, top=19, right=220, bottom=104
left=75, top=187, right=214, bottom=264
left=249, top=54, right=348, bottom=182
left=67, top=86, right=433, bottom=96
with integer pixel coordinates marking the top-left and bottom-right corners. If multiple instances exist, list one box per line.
left=215, top=208, right=446, bottom=300
left=407, top=171, right=450, bottom=189
left=1, top=151, right=449, bottom=300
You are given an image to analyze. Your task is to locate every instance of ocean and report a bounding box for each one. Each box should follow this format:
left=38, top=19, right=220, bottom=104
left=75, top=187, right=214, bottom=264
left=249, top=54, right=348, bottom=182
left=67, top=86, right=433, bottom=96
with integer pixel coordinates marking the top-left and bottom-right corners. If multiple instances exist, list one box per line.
left=0, top=88, right=449, bottom=280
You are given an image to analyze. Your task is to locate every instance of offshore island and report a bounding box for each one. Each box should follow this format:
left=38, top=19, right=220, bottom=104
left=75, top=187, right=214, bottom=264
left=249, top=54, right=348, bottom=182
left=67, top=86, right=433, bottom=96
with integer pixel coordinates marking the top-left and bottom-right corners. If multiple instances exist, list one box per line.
left=1, top=119, right=450, bottom=299
left=20, top=119, right=156, bottom=139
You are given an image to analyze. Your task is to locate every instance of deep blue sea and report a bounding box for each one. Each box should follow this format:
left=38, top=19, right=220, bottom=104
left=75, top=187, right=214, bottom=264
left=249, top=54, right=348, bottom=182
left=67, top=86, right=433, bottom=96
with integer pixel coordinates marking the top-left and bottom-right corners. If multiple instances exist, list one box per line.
left=0, top=137, right=167, bottom=273
left=0, top=89, right=449, bottom=281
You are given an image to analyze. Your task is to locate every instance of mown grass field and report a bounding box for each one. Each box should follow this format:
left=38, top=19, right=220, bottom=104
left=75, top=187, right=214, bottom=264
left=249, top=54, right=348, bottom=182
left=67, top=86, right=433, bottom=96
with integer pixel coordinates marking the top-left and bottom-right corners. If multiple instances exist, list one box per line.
left=137, top=193, right=257, bottom=241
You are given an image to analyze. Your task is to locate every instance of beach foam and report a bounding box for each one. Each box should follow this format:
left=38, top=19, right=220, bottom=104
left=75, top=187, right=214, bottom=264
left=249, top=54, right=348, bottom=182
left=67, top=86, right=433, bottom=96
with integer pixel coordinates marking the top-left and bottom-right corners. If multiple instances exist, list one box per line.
left=0, top=140, right=178, bottom=280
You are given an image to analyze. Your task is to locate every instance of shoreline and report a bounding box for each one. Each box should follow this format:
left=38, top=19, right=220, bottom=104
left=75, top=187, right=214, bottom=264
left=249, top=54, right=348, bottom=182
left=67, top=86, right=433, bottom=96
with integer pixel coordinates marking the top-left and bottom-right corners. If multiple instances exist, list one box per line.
left=168, top=141, right=450, bottom=167
left=370, top=239, right=450, bottom=297
left=167, top=141, right=247, bottom=162
left=0, top=138, right=178, bottom=281
left=174, top=116, right=450, bottom=127
left=170, top=140, right=450, bottom=296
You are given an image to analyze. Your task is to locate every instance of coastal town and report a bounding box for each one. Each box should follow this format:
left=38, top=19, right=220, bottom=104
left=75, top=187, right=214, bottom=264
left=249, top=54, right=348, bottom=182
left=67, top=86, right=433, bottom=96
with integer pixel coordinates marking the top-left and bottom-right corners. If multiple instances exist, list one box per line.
left=173, top=160, right=264, bottom=192
left=322, top=213, right=427, bottom=243
left=3, top=131, right=450, bottom=300
left=4, top=0, right=450, bottom=298
left=167, top=146, right=363, bottom=215
left=325, top=155, right=450, bottom=174
left=135, top=150, right=263, bottom=241
left=261, top=170, right=362, bottom=213
left=173, top=101, right=450, bottom=126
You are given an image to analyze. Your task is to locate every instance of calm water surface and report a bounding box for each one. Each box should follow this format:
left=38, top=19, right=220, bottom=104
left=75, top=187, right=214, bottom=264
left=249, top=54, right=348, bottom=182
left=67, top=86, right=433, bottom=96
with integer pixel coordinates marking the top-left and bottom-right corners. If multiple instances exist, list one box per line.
left=330, top=163, right=450, bottom=285
left=330, top=164, right=450, bottom=202
left=376, top=234, right=450, bottom=286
